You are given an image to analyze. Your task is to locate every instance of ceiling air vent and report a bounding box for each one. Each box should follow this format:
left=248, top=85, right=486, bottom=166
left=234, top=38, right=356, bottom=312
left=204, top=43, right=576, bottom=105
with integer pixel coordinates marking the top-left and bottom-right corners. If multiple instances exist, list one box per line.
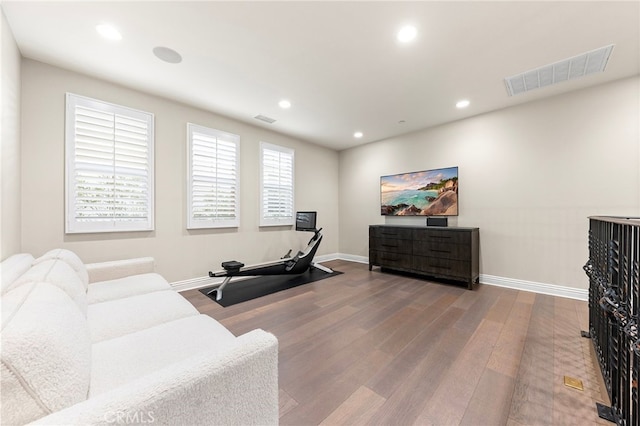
left=254, top=114, right=276, bottom=124
left=505, top=44, right=614, bottom=96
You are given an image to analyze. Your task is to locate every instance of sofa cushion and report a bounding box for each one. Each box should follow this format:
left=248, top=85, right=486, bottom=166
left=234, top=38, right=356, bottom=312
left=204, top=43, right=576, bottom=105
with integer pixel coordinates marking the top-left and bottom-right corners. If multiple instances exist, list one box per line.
left=90, top=315, right=236, bottom=396
left=87, top=272, right=171, bottom=304
left=87, top=290, right=199, bottom=342
left=1, top=282, right=92, bottom=425
left=86, top=257, right=155, bottom=283
left=10, top=259, right=88, bottom=316
left=1, top=253, right=34, bottom=295
left=34, top=249, right=89, bottom=289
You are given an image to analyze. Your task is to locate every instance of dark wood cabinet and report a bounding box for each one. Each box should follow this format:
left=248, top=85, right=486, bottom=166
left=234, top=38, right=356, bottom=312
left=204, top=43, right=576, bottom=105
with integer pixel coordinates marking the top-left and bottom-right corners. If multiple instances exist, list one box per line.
left=369, top=225, right=479, bottom=289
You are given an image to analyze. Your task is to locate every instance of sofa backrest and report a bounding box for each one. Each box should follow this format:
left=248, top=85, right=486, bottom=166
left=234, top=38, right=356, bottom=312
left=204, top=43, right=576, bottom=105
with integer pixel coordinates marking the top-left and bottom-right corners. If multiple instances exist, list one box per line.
left=34, top=249, right=89, bottom=288
left=10, top=259, right=89, bottom=316
left=1, top=254, right=35, bottom=295
left=1, top=281, right=92, bottom=425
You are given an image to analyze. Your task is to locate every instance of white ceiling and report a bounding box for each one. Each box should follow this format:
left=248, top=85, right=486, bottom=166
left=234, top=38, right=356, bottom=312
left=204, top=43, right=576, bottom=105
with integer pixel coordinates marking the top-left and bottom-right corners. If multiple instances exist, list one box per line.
left=3, top=1, right=639, bottom=151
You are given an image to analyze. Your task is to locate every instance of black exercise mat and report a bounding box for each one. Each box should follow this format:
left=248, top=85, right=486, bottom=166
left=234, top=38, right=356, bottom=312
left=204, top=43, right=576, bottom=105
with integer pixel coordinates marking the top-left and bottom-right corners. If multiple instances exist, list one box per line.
left=200, top=267, right=342, bottom=307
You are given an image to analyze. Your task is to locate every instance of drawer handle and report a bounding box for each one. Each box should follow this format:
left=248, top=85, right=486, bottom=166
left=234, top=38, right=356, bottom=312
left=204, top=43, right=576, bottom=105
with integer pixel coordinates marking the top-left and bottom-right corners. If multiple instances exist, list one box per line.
left=382, top=244, right=398, bottom=248
left=430, top=249, right=451, bottom=253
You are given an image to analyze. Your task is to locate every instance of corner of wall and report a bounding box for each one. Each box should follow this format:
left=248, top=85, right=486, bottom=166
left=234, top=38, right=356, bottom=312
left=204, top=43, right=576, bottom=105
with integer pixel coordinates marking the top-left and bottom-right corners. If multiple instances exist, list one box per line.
left=1, top=9, right=23, bottom=259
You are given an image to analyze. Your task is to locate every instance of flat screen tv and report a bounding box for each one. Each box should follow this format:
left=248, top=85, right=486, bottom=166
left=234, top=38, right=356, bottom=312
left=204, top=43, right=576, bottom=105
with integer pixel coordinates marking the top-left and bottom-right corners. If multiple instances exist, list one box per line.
left=381, top=166, right=458, bottom=216
left=295, top=211, right=317, bottom=231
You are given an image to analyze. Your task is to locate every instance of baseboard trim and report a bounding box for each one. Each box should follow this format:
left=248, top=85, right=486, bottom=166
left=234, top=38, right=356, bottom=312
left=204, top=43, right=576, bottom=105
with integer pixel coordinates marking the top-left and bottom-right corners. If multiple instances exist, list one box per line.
left=333, top=253, right=369, bottom=264
left=172, top=253, right=587, bottom=301
left=479, top=274, right=588, bottom=301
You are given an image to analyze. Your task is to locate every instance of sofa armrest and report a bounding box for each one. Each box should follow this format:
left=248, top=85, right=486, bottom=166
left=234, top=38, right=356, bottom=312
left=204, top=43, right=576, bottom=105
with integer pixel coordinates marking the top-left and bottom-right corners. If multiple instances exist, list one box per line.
left=32, top=329, right=279, bottom=426
left=86, top=257, right=156, bottom=284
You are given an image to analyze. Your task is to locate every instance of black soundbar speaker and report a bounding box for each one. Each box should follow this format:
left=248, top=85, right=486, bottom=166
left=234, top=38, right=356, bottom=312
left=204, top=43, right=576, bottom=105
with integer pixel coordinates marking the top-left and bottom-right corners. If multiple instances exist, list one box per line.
left=426, top=217, right=448, bottom=227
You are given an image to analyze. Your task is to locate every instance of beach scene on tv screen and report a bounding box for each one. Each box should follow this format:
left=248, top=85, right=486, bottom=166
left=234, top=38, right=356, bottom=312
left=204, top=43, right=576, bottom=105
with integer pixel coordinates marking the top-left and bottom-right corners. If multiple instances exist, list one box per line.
left=381, top=167, right=458, bottom=216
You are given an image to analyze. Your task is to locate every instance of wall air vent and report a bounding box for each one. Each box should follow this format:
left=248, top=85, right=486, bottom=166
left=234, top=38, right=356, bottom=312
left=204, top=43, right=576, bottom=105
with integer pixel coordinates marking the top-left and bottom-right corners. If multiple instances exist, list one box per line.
left=254, top=114, right=276, bottom=124
left=505, top=44, right=614, bottom=96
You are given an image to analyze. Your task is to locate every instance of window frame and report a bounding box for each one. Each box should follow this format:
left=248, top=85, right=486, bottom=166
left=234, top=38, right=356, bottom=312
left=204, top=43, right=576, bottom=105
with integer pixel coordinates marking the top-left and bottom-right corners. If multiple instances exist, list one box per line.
left=186, top=123, right=240, bottom=229
left=65, top=93, right=155, bottom=234
left=259, top=141, right=295, bottom=227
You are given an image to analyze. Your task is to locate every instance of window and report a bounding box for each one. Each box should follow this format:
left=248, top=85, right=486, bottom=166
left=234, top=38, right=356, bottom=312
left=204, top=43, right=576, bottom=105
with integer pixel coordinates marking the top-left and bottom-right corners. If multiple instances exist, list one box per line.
left=260, top=142, right=294, bottom=226
left=187, top=123, right=240, bottom=229
left=65, top=93, right=154, bottom=233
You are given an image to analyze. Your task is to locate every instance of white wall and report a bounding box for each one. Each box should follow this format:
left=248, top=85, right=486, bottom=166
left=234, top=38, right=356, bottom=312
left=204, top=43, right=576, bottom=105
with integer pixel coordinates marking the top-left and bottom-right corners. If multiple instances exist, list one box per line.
left=20, top=59, right=339, bottom=283
left=339, top=76, right=640, bottom=290
left=1, top=10, right=22, bottom=259
left=13, top=57, right=640, bottom=292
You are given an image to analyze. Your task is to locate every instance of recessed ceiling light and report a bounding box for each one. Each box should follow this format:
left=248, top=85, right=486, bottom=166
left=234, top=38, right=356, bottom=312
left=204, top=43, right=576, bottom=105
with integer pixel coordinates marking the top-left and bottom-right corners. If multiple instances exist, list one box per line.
left=153, top=46, right=182, bottom=64
left=397, top=25, right=417, bottom=43
left=278, top=100, right=291, bottom=109
left=96, top=24, right=122, bottom=41
left=456, top=99, right=470, bottom=109
left=354, top=131, right=363, bottom=138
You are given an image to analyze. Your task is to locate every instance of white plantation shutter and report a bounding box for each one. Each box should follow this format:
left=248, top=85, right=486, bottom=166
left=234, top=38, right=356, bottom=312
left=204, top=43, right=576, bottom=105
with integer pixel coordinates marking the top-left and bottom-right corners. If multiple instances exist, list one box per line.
left=187, top=124, right=240, bottom=229
left=260, top=142, right=294, bottom=226
left=65, top=93, right=154, bottom=233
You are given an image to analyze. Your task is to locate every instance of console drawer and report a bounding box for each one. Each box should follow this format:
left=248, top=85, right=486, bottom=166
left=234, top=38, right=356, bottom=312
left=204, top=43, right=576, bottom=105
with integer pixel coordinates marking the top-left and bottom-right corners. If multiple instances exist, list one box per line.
left=370, top=250, right=413, bottom=270
left=412, top=256, right=470, bottom=279
left=413, top=228, right=470, bottom=244
left=370, top=226, right=413, bottom=240
left=370, top=237, right=413, bottom=254
left=413, top=241, right=471, bottom=259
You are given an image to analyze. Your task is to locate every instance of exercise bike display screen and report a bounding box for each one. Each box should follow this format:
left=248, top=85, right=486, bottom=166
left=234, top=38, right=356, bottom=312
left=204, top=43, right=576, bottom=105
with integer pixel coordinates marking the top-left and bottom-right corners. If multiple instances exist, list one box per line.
left=296, top=211, right=317, bottom=232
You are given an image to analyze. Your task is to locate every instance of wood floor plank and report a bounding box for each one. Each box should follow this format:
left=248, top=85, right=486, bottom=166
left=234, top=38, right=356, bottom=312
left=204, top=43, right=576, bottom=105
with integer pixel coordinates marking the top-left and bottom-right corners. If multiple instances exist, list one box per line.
left=280, top=349, right=393, bottom=425
left=508, top=293, right=555, bottom=425
left=363, top=303, right=477, bottom=425
left=461, top=368, right=515, bottom=425
left=552, top=297, right=601, bottom=425
left=486, top=299, right=534, bottom=378
left=279, top=388, right=298, bottom=419
left=366, top=305, right=466, bottom=399
left=416, top=318, right=504, bottom=425
left=180, top=260, right=609, bottom=425
left=319, top=386, right=386, bottom=426
left=485, top=286, right=518, bottom=324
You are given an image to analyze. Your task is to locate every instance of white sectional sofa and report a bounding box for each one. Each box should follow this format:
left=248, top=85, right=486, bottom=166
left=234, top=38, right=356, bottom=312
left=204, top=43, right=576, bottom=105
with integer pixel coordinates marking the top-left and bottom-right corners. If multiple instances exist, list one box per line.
left=1, top=249, right=278, bottom=425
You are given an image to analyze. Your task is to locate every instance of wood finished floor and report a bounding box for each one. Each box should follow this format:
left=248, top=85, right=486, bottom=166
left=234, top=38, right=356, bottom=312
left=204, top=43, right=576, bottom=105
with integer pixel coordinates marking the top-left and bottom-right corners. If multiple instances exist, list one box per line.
left=181, top=260, right=611, bottom=425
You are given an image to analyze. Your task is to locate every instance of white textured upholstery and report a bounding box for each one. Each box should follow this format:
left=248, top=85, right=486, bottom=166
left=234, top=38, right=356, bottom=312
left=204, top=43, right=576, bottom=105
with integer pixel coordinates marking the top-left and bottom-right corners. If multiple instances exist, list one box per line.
left=1, top=249, right=279, bottom=425
left=86, top=272, right=171, bottom=304
left=1, top=282, right=92, bottom=425
left=87, top=290, right=198, bottom=342
left=86, top=257, right=155, bottom=283
left=90, top=315, right=236, bottom=396
left=1, top=253, right=34, bottom=295
left=10, top=260, right=88, bottom=315
left=33, top=249, right=89, bottom=288
left=32, top=329, right=279, bottom=426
